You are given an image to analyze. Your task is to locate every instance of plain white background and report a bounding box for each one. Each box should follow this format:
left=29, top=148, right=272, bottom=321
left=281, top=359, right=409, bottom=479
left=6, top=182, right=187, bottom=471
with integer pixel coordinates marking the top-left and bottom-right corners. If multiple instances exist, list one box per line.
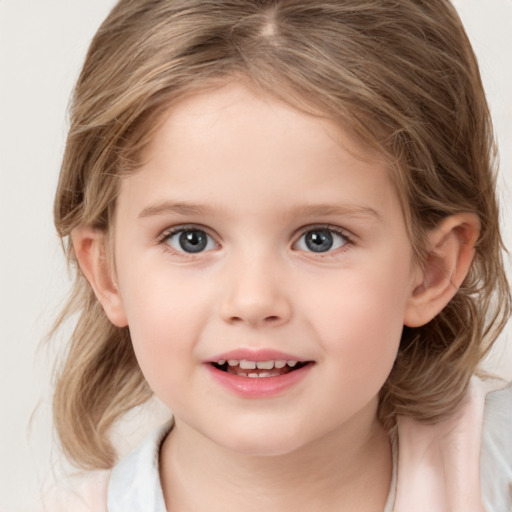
left=0, top=1, right=511, bottom=510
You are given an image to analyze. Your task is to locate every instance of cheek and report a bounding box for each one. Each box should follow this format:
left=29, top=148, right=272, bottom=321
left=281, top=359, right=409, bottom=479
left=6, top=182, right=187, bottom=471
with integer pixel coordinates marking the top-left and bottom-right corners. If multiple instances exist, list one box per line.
left=307, top=268, right=410, bottom=377
left=117, top=271, right=209, bottom=388
left=120, top=262, right=207, bottom=332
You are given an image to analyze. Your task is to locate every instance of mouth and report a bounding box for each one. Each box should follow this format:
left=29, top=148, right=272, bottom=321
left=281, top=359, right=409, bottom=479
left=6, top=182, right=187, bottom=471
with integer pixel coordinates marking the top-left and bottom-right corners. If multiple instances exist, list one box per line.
left=206, top=352, right=314, bottom=397
left=210, top=359, right=312, bottom=378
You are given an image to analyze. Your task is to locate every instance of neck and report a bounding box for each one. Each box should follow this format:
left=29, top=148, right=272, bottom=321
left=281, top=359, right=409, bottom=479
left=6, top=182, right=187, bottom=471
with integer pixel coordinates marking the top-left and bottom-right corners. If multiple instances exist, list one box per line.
left=159, top=401, right=393, bottom=512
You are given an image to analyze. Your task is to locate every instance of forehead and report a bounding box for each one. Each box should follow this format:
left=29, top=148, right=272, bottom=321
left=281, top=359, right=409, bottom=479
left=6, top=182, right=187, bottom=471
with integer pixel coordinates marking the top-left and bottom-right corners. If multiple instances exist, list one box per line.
left=145, top=81, right=387, bottom=166
left=118, top=82, right=401, bottom=226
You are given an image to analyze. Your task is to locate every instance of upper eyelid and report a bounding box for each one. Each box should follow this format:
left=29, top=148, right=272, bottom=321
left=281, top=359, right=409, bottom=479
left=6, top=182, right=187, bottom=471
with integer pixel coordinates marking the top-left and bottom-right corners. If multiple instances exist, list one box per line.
left=293, top=224, right=353, bottom=242
left=157, top=224, right=219, bottom=242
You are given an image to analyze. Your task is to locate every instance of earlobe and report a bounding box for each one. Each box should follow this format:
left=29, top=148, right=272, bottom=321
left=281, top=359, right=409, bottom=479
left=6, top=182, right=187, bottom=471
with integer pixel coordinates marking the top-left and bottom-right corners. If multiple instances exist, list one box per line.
left=404, top=213, right=480, bottom=328
left=71, top=226, right=128, bottom=327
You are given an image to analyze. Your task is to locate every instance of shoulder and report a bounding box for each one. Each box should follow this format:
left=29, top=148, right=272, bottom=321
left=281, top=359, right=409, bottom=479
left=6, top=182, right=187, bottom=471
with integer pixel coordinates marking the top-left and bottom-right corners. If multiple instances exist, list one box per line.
left=107, top=420, right=172, bottom=512
left=37, top=470, right=110, bottom=512
left=480, top=380, right=512, bottom=512
left=394, top=377, right=510, bottom=512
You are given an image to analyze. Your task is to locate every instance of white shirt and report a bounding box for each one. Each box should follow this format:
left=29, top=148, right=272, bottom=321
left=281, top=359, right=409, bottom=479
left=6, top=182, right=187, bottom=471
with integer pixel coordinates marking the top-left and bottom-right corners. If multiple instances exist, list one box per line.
left=43, top=378, right=512, bottom=511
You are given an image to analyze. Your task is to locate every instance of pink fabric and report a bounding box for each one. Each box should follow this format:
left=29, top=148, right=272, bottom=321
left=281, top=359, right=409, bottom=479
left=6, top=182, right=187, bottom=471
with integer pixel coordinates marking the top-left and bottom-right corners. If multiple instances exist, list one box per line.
left=394, top=377, right=487, bottom=511
left=41, top=378, right=503, bottom=511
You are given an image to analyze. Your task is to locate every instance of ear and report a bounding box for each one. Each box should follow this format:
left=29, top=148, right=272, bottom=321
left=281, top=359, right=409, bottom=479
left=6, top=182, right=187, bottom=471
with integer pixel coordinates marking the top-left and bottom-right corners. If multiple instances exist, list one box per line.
left=71, top=226, right=128, bottom=327
left=404, top=213, right=480, bottom=328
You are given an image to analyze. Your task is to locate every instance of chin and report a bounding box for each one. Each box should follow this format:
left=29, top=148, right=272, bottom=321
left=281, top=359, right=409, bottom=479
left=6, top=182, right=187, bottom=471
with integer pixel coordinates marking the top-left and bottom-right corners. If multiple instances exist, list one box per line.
left=210, top=422, right=316, bottom=458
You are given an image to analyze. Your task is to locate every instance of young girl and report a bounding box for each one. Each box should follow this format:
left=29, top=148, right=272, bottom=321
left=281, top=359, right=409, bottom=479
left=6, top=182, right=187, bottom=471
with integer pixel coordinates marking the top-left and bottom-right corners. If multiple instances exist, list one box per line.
left=50, top=0, right=512, bottom=510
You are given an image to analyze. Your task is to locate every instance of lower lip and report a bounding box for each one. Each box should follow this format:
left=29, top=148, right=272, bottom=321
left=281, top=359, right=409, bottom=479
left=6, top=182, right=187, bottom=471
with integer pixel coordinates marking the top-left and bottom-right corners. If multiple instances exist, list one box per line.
left=205, top=363, right=313, bottom=398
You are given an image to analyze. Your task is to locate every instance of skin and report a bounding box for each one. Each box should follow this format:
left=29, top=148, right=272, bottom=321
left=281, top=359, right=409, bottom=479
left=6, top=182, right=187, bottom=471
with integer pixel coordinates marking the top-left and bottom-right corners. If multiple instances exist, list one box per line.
left=75, top=81, right=480, bottom=511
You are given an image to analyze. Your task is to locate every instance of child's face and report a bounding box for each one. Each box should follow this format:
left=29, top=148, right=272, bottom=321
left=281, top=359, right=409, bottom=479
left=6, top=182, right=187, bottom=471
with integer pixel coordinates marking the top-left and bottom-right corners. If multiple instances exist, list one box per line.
left=112, top=82, right=422, bottom=455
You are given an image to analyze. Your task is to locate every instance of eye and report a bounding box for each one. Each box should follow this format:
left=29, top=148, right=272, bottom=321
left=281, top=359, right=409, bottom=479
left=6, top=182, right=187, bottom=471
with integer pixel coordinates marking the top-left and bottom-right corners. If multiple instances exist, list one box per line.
left=163, top=228, right=217, bottom=253
left=295, top=228, right=348, bottom=253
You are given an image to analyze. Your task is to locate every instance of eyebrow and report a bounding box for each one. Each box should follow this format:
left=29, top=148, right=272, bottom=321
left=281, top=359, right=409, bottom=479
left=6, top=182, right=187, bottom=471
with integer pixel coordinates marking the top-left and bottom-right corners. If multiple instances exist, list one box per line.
left=289, top=204, right=381, bottom=221
left=138, top=201, right=218, bottom=218
left=138, top=200, right=381, bottom=222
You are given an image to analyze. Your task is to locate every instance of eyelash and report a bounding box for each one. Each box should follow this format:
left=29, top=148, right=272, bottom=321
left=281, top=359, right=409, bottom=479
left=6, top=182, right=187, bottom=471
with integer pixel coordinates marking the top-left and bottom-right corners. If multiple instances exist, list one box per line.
left=156, top=224, right=354, bottom=257
left=293, top=224, right=353, bottom=256
left=157, top=224, right=218, bottom=256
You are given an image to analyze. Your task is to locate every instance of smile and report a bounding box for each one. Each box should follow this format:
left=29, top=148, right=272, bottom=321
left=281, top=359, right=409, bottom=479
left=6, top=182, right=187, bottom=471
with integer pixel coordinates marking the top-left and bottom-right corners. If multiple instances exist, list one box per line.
left=206, top=351, right=314, bottom=397
left=212, top=359, right=308, bottom=378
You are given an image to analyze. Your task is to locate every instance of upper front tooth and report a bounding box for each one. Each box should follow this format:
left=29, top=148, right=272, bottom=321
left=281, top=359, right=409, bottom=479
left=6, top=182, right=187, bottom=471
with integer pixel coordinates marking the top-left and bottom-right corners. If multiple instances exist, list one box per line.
left=239, top=359, right=257, bottom=369
left=226, top=359, right=299, bottom=369
left=256, top=361, right=274, bottom=370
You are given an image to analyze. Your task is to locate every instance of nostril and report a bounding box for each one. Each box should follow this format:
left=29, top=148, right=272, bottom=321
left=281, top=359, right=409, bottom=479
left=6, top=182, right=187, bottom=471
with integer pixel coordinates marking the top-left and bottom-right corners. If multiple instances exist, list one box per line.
left=228, top=315, right=281, bottom=323
left=225, top=314, right=286, bottom=326
left=220, top=294, right=292, bottom=326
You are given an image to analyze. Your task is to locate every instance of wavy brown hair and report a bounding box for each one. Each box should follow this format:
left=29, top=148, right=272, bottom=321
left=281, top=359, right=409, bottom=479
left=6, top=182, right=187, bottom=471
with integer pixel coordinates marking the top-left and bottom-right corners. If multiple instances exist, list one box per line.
left=53, top=0, right=511, bottom=469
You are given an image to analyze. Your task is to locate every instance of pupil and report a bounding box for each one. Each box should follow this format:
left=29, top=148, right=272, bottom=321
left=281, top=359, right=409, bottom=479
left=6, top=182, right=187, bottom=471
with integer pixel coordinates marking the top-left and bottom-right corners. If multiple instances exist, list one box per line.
left=179, top=230, right=207, bottom=253
left=305, top=230, right=333, bottom=252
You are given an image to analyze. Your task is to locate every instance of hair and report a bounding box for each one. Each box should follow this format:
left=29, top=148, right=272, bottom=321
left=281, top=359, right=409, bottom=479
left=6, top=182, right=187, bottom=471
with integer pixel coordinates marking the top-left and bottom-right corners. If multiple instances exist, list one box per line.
left=53, top=0, right=511, bottom=469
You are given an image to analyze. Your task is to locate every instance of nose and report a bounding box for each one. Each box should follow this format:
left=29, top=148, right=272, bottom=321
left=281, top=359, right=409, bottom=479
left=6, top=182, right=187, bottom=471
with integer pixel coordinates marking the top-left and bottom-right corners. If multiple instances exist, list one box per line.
left=219, top=253, right=292, bottom=328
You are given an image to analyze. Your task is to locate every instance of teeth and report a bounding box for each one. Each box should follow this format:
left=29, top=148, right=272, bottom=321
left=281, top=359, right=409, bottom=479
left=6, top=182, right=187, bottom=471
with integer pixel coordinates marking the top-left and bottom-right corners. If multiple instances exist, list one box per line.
left=219, top=359, right=301, bottom=369
left=239, top=360, right=257, bottom=370
left=256, top=361, right=274, bottom=370
left=248, top=371, right=273, bottom=378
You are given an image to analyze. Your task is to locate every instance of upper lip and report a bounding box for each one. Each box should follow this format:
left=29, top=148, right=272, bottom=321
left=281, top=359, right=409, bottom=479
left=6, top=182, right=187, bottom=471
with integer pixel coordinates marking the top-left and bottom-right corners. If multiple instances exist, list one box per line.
left=206, top=348, right=308, bottom=364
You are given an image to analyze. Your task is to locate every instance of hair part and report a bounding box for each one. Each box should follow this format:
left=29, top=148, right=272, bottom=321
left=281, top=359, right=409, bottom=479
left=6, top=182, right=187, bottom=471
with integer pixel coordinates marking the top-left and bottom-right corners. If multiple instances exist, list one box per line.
left=54, top=0, right=510, bottom=468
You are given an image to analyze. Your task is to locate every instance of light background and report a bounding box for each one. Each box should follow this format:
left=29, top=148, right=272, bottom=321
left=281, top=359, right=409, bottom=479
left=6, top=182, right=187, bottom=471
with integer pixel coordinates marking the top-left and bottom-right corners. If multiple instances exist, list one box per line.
left=0, top=1, right=511, bottom=510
